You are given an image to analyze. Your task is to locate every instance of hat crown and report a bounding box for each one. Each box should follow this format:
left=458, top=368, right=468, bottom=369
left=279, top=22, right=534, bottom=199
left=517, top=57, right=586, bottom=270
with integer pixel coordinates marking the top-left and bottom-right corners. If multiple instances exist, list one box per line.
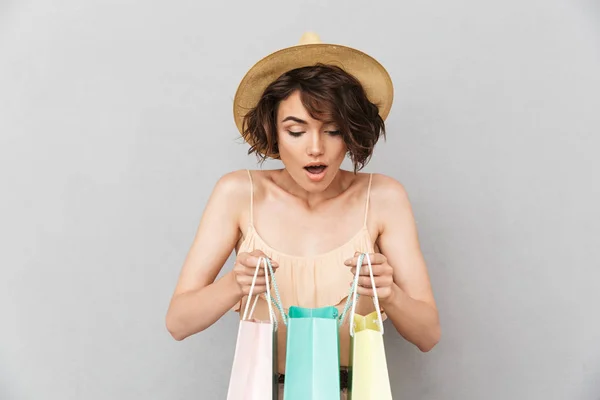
left=297, top=32, right=322, bottom=45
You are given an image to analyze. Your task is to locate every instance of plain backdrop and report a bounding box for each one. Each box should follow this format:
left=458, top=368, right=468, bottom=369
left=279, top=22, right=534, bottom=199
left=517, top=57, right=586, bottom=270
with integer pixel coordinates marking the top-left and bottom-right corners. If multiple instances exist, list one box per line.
left=1, top=1, right=600, bottom=399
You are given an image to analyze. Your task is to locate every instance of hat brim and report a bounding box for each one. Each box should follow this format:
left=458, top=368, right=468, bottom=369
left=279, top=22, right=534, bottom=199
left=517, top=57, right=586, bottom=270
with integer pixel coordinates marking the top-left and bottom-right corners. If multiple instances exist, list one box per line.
left=233, top=43, right=394, bottom=134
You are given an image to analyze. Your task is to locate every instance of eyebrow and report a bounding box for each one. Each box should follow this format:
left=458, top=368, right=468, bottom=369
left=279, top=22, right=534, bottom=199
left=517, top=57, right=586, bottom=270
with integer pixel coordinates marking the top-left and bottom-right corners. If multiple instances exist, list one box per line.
left=281, top=116, right=307, bottom=124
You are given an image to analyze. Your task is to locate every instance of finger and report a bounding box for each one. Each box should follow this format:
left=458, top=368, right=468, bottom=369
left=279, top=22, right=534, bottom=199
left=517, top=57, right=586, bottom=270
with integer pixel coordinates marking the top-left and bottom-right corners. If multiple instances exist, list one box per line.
left=234, top=262, right=264, bottom=275
left=356, top=285, right=391, bottom=299
left=242, top=254, right=265, bottom=268
left=248, top=250, right=279, bottom=266
left=234, top=262, right=267, bottom=276
left=237, top=275, right=268, bottom=286
left=356, top=275, right=393, bottom=289
left=241, top=265, right=270, bottom=276
left=344, top=253, right=387, bottom=267
left=250, top=249, right=279, bottom=268
left=350, top=263, right=393, bottom=276
left=238, top=264, right=279, bottom=281
left=240, top=255, right=279, bottom=269
left=243, top=285, right=267, bottom=295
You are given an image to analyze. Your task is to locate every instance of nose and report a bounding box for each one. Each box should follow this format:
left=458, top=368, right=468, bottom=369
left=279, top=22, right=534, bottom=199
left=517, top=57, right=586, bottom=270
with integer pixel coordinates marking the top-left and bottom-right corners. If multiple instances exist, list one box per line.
left=307, top=131, right=324, bottom=157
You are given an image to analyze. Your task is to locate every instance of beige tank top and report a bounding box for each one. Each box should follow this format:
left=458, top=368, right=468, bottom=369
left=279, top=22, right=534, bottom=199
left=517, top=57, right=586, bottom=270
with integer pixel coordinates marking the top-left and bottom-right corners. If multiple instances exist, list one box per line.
left=233, top=170, right=384, bottom=373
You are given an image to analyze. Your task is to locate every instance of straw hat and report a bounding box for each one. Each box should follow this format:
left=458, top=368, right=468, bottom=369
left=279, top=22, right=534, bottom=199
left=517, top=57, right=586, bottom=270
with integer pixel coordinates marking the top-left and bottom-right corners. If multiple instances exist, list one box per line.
left=232, top=32, right=394, bottom=135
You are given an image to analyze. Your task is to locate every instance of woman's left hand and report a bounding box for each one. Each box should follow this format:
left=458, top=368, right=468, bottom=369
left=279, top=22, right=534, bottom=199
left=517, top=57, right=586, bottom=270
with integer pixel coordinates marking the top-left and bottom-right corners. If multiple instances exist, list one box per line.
left=344, top=252, right=395, bottom=301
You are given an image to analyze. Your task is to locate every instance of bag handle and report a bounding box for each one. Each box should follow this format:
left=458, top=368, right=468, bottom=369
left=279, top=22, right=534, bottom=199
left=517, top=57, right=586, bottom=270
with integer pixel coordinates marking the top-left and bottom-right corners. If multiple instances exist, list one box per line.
left=338, top=262, right=361, bottom=327
left=348, top=253, right=385, bottom=336
left=264, top=254, right=383, bottom=333
left=263, top=257, right=288, bottom=326
left=241, top=257, right=278, bottom=330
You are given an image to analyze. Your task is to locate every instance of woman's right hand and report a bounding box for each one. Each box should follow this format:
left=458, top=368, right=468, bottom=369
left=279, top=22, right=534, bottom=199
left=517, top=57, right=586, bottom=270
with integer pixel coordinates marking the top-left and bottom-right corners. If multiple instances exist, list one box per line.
left=231, top=250, right=278, bottom=297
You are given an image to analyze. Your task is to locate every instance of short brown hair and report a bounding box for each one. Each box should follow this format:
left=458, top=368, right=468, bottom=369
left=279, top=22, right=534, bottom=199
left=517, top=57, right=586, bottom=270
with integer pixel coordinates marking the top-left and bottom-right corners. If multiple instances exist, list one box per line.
left=241, top=64, right=386, bottom=172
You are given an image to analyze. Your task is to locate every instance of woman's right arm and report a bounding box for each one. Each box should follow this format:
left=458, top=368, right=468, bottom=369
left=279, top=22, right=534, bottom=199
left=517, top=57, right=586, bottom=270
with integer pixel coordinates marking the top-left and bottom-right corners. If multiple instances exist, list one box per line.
left=165, top=170, right=250, bottom=340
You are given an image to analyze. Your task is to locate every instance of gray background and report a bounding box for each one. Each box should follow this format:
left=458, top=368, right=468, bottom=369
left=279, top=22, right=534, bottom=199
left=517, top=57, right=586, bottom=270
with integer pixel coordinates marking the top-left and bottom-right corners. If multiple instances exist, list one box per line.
left=1, top=0, right=599, bottom=399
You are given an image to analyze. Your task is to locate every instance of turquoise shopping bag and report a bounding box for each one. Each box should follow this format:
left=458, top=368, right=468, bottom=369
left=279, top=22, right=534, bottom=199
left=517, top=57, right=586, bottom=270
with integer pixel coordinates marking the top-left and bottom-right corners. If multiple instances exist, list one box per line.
left=264, top=258, right=357, bottom=400
left=283, top=305, right=341, bottom=399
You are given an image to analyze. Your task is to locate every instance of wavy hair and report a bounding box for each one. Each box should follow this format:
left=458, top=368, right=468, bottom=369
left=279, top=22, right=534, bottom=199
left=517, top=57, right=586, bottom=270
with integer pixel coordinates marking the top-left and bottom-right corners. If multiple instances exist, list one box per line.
left=241, top=64, right=386, bottom=172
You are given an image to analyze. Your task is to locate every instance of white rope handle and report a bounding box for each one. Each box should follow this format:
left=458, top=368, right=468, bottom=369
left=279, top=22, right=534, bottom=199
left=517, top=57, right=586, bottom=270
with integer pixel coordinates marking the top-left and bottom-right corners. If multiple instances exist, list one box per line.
left=348, top=254, right=362, bottom=336
left=366, top=253, right=385, bottom=334
left=241, top=257, right=261, bottom=321
left=349, top=253, right=385, bottom=337
left=262, top=257, right=275, bottom=328
left=241, top=257, right=275, bottom=328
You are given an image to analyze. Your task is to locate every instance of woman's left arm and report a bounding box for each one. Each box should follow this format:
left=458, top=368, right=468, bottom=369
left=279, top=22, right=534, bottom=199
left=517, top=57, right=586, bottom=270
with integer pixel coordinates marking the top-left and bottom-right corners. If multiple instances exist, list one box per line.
left=345, top=174, right=440, bottom=352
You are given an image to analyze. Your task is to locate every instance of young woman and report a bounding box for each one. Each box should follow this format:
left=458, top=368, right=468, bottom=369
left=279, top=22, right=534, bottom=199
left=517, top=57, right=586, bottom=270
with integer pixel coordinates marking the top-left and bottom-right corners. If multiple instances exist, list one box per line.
left=166, top=32, right=440, bottom=398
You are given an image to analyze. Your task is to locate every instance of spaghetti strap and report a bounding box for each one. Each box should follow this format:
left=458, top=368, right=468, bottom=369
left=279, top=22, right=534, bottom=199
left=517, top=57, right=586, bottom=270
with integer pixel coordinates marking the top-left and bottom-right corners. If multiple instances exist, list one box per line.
left=364, top=173, right=373, bottom=227
left=246, top=169, right=254, bottom=225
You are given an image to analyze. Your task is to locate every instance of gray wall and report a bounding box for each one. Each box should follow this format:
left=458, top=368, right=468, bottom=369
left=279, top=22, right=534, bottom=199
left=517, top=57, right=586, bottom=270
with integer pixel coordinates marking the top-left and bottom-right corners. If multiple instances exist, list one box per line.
left=1, top=0, right=599, bottom=399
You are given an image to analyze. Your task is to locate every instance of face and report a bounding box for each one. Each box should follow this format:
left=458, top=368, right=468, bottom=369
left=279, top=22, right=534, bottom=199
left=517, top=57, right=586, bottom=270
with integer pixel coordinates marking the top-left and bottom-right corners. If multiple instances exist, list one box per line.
left=276, top=90, right=347, bottom=192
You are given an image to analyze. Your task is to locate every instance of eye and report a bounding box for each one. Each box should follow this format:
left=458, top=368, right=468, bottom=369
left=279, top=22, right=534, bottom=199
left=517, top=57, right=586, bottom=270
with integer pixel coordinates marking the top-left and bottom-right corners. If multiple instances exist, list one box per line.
left=326, top=130, right=341, bottom=136
left=287, top=130, right=304, bottom=137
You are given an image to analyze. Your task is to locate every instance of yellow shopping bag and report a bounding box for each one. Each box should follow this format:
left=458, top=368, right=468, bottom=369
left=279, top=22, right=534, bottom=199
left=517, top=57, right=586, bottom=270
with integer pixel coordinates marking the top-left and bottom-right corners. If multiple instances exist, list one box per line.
left=347, top=253, right=393, bottom=399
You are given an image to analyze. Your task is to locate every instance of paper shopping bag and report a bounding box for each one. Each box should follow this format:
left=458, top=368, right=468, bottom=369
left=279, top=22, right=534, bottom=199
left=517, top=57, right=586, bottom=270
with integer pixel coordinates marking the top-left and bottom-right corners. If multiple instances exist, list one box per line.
left=348, top=253, right=393, bottom=400
left=282, top=305, right=342, bottom=400
left=226, top=257, right=279, bottom=400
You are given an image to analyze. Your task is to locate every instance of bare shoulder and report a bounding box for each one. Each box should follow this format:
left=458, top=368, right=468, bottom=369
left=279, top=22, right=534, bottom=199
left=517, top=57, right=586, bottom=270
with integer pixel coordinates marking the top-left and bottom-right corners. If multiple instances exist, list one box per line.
left=214, top=169, right=251, bottom=193
left=208, top=169, right=252, bottom=219
left=243, top=168, right=282, bottom=193
left=369, top=173, right=411, bottom=208
left=245, top=169, right=278, bottom=182
left=366, top=173, right=412, bottom=231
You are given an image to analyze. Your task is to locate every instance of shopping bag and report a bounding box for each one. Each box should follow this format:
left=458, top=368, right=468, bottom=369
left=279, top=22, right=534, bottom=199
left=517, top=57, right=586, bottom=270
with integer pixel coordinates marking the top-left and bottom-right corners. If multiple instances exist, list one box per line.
left=264, top=257, right=356, bottom=400
left=347, top=253, right=393, bottom=399
left=282, top=305, right=342, bottom=399
left=226, top=257, right=279, bottom=400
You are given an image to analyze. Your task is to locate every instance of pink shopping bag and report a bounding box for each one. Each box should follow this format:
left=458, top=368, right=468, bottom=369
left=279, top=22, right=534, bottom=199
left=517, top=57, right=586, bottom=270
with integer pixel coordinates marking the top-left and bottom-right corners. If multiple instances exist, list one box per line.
left=226, top=257, right=279, bottom=400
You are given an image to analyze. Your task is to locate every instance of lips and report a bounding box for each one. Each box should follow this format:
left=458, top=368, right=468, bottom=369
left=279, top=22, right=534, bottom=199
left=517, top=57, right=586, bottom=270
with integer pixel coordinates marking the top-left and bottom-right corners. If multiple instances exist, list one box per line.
left=304, top=165, right=327, bottom=174
left=303, top=163, right=328, bottom=182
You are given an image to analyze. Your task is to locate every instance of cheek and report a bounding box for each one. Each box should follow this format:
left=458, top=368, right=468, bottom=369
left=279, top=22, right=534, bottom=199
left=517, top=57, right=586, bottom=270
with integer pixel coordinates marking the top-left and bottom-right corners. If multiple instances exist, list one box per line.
left=276, top=133, right=300, bottom=161
left=276, top=134, right=290, bottom=154
left=275, top=131, right=288, bottom=153
left=330, top=137, right=348, bottom=160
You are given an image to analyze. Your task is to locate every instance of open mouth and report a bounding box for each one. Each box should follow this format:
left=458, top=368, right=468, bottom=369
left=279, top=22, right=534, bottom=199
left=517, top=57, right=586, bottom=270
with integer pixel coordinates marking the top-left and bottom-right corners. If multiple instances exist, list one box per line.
left=304, top=164, right=327, bottom=175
